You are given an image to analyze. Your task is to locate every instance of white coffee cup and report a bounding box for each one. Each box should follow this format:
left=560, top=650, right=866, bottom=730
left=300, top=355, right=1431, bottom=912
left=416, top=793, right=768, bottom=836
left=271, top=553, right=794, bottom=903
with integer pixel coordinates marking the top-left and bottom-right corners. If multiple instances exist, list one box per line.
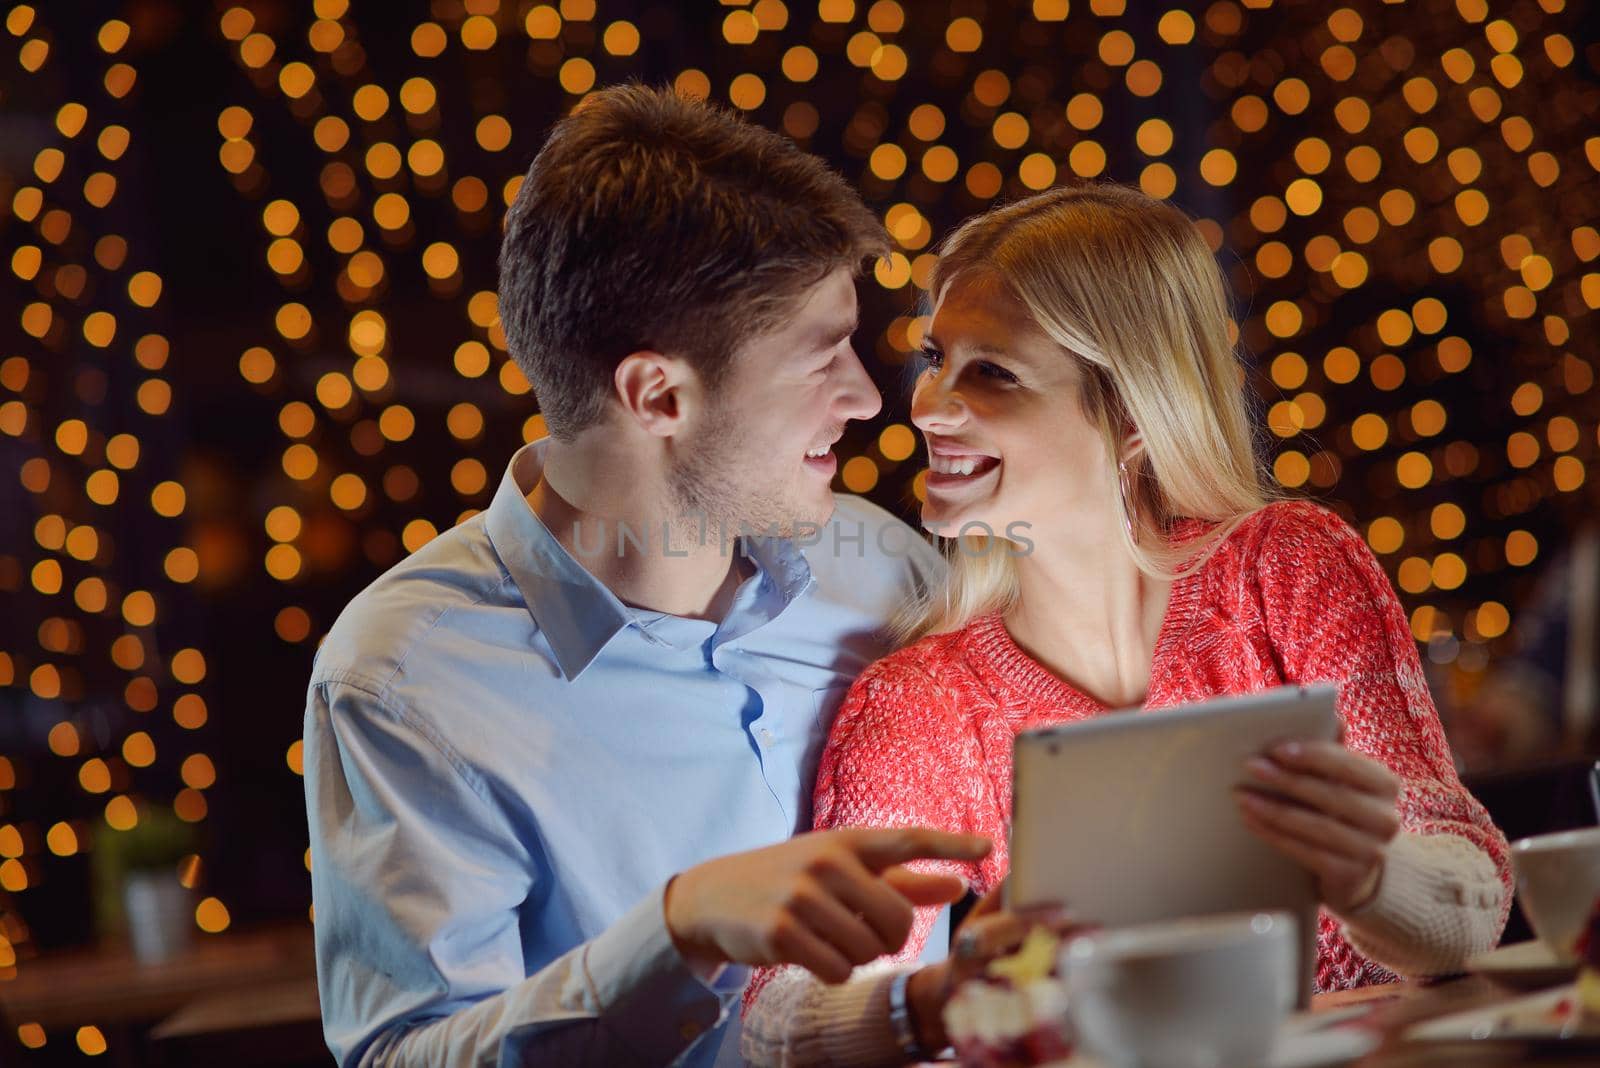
left=1060, top=911, right=1297, bottom=1068
left=1511, top=826, right=1600, bottom=963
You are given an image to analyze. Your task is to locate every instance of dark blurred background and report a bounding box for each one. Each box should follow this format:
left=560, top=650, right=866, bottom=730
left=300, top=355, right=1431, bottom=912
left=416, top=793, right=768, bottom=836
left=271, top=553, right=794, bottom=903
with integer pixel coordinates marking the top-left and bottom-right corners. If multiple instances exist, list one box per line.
left=0, top=0, right=1597, bottom=1061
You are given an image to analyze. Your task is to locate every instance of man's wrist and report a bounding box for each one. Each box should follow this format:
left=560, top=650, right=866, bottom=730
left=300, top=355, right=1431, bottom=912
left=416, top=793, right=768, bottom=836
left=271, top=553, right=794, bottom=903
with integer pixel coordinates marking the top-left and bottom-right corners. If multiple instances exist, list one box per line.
left=662, top=873, right=725, bottom=975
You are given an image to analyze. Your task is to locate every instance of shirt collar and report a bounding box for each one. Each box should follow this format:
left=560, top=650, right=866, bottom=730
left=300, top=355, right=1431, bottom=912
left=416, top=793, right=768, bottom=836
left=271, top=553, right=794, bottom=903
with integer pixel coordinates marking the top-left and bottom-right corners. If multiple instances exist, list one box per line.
left=485, top=440, right=635, bottom=681
left=483, top=440, right=816, bottom=680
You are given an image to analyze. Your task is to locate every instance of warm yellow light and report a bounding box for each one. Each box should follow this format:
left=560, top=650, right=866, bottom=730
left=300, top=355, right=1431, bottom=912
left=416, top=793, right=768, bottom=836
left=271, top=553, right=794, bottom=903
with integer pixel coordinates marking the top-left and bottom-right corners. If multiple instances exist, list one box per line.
left=869, top=144, right=906, bottom=180
left=174, top=694, right=209, bottom=730
left=1475, top=602, right=1509, bottom=639
left=1411, top=399, right=1447, bottom=437
left=279, top=61, right=315, bottom=98
left=603, top=20, right=639, bottom=55
left=379, top=405, right=415, bottom=441
left=1018, top=153, right=1056, bottom=191
left=352, top=84, right=390, bottom=121
left=373, top=193, right=411, bottom=231
left=1068, top=141, right=1105, bottom=178
left=402, top=519, right=439, bottom=553
left=422, top=242, right=460, bottom=280
left=878, top=424, right=917, bottom=462
left=1065, top=93, right=1102, bottom=130
left=165, top=547, right=199, bottom=584
left=327, top=473, right=366, bottom=511
left=104, top=795, right=138, bottom=830
left=1135, top=119, right=1173, bottom=157
left=123, top=732, right=157, bottom=768
left=558, top=58, right=596, bottom=95
left=1157, top=10, right=1194, bottom=43
left=842, top=456, right=879, bottom=493
left=76, top=1025, right=106, bottom=1056
left=782, top=46, right=818, bottom=82
left=460, top=14, right=497, bottom=49
left=475, top=115, right=512, bottom=151
left=447, top=403, right=485, bottom=440
left=196, top=897, right=231, bottom=934
left=946, top=16, right=982, bottom=52
left=150, top=481, right=187, bottom=518
left=729, top=73, right=766, bottom=110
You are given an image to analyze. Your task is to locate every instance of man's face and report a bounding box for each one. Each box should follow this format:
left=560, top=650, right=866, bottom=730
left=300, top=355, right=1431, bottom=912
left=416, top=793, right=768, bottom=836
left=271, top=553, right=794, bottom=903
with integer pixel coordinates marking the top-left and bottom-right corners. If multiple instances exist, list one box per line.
left=669, top=267, right=882, bottom=537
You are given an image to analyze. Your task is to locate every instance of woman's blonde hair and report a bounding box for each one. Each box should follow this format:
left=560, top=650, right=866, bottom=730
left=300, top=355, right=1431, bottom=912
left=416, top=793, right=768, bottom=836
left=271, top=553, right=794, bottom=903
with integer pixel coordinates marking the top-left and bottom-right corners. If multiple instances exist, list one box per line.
left=894, top=183, right=1276, bottom=644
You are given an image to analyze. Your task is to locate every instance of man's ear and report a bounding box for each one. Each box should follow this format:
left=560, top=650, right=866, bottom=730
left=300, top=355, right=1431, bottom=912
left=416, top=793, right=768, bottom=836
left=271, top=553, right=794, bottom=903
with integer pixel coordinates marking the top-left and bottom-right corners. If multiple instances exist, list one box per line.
left=613, top=351, right=696, bottom=437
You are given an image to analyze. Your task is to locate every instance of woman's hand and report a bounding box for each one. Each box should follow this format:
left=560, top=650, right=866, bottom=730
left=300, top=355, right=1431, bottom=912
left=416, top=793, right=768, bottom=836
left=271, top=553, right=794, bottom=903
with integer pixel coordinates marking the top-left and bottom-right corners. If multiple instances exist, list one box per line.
left=903, top=885, right=1070, bottom=1053
left=1235, top=738, right=1402, bottom=914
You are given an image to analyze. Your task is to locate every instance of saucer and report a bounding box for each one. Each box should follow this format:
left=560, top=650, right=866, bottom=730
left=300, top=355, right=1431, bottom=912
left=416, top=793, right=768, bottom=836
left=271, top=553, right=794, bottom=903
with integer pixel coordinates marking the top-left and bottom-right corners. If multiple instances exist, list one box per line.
left=1467, top=939, right=1579, bottom=990
left=1405, top=983, right=1600, bottom=1045
left=1266, top=1025, right=1380, bottom=1068
left=1057, top=1014, right=1379, bottom=1068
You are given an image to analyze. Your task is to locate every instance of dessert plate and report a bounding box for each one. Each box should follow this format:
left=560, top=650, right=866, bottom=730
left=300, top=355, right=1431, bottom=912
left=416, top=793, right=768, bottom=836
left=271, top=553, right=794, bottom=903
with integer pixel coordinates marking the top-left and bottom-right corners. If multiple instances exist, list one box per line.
left=1467, top=939, right=1578, bottom=990
left=1405, top=983, right=1600, bottom=1046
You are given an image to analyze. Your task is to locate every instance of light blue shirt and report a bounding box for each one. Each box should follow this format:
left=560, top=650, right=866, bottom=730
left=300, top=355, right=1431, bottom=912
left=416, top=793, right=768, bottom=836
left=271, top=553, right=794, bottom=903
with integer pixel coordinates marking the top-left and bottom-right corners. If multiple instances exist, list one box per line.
left=304, top=440, right=943, bottom=1067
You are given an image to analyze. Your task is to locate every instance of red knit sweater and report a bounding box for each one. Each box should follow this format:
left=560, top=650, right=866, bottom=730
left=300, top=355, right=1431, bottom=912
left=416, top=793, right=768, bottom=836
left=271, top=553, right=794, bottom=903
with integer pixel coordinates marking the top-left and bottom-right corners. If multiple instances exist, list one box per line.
left=765, top=500, right=1511, bottom=997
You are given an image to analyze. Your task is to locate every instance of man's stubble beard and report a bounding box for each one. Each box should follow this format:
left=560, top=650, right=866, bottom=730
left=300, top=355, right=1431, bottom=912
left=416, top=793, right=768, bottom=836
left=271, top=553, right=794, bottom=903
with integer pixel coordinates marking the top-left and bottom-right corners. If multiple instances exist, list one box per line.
left=666, top=398, right=815, bottom=543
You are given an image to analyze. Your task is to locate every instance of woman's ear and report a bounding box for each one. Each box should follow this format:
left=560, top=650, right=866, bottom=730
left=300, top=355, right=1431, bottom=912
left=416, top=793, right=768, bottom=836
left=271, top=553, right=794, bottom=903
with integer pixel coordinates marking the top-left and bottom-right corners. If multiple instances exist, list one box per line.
left=1119, top=430, right=1146, bottom=466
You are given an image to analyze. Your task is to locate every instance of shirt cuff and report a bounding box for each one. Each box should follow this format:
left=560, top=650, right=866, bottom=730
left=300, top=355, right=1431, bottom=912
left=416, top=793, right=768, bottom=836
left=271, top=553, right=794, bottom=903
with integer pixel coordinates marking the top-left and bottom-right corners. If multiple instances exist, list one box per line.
left=580, top=882, right=749, bottom=1061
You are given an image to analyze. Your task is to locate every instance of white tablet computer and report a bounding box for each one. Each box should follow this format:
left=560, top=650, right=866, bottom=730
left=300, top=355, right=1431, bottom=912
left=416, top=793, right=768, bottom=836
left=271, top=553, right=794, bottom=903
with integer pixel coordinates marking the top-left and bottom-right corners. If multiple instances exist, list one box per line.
left=1010, top=683, right=1339, bottom=1002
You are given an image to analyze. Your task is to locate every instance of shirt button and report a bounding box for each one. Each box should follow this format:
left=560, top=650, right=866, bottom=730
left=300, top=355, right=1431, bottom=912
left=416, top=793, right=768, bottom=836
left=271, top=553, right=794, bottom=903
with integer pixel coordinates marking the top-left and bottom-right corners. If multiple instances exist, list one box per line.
left=757, top=728, right=774, bottom=746
left=680, top=1020, right=703, bottom=1041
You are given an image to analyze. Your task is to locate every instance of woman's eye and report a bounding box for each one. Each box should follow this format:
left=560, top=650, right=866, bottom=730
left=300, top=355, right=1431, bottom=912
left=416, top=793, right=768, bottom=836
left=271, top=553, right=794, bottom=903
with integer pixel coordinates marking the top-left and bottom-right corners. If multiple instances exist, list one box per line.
left=978, top=361, right=1017, bottom=382
left=919, top=348, right=944, bottom=368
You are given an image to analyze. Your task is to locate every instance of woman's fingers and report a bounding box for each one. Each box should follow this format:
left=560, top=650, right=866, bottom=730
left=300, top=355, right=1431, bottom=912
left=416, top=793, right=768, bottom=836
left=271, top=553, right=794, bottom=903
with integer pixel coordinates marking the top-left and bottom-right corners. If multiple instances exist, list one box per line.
left=1268, top=740, right=1401, bottom=801
left=1237, top=803, right=1375, bottom=899
left=1234, top=788, right=1387, bottom=865
left=950, top=912, right=1028, bottom=980
left=1245, top=757, right=1400, bottom=841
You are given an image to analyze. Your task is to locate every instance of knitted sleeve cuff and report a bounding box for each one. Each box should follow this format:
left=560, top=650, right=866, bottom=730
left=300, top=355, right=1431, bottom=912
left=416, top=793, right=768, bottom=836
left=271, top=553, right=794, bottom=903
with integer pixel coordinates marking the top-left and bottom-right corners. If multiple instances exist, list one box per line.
left=1335, top=830, right=1505, bottom=977
left=741, top=962, right=912, bottom=1067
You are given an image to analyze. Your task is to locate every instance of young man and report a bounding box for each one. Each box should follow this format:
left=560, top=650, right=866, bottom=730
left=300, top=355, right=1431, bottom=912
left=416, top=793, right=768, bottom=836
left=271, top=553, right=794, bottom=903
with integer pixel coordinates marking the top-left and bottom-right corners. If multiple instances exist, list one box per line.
left=304, top=86, right=988, bottom=1067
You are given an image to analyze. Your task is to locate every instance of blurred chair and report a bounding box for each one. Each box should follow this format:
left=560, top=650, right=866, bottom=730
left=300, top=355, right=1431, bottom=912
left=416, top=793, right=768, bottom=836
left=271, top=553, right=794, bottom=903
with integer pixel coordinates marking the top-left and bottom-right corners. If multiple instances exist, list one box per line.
left=1452, top=523, right=1600, bottom=769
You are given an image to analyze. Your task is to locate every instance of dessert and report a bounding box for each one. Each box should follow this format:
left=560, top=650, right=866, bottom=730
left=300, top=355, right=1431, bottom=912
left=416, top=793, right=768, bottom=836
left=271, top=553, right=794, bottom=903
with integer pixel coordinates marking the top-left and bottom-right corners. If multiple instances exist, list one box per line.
left=1574, top=893, right=1600, bottom=1017
left=943, top=927, right=1074, bottom=1068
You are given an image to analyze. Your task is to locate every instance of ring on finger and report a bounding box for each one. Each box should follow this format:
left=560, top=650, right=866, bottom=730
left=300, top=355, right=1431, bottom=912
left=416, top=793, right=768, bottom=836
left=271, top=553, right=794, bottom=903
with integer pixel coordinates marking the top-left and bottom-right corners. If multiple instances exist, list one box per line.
left=954, top=930, right=982, bottom=962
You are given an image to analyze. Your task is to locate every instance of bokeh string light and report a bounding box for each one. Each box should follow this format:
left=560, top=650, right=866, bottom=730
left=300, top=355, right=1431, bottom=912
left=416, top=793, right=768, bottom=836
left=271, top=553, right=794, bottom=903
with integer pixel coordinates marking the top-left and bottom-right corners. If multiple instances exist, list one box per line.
left=1, top=3, right=221, bottom=1051
left=212, top=0, right=1594, bottom=675
left=0, top=0, right=1597, bottom=1055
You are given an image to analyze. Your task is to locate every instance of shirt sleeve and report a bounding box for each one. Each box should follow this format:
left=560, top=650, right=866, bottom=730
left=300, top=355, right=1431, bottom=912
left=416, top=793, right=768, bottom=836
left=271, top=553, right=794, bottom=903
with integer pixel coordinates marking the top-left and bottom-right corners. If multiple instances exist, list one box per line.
left=305, top=677, right=741, bottom=1067
left=1254, top=503, right=1512, bottom=988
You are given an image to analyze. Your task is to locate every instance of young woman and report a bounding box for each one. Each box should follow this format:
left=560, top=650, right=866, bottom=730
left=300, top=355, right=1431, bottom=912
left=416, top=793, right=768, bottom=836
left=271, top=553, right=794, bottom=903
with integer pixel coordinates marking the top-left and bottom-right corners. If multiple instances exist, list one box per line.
left=741, top=184, right=1510, bottom=1065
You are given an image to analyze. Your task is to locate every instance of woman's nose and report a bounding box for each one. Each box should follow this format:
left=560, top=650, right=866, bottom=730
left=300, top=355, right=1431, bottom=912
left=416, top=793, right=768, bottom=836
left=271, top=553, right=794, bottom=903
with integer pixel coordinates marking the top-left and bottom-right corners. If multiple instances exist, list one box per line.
left=910, top=373, right=967, bottom=433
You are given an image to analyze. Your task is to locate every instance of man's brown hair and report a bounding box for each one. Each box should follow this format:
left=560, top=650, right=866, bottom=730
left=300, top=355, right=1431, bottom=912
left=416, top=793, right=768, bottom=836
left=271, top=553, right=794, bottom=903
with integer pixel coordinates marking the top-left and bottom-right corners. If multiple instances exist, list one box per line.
left=499, top=85, right=888, bottom=441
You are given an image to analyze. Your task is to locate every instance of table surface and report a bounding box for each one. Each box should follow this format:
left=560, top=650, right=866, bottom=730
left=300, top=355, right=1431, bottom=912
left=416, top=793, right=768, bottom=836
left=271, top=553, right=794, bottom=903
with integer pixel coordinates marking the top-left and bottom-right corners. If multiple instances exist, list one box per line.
left=4, top=927, right=1597, bottom=1067
left=0, top=923, right=315, bottom=1030
left=1314, top=974, right=1595, bottom=1068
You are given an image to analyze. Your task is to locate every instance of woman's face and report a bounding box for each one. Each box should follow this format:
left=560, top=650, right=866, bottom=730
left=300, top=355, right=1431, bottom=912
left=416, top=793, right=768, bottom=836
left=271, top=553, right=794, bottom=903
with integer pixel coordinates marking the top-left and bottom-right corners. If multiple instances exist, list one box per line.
left=911, top=274, right=1115, bottom=543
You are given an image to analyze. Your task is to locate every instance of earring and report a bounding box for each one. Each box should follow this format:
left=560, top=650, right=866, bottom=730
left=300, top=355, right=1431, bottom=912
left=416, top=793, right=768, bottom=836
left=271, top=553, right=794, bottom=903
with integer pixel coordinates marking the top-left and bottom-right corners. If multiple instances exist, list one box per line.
left=1118, top=458, right=1139, bottom=545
